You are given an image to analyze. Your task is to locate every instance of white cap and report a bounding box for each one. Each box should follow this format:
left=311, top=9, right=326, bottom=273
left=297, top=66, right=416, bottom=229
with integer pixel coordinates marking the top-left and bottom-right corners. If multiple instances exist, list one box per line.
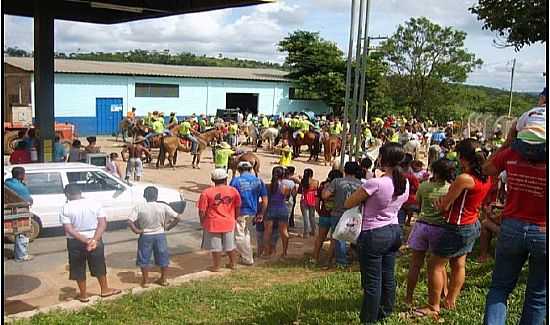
left=238, top=161, right=253, bottom=169
left=211, top=168, right=228, bottom=181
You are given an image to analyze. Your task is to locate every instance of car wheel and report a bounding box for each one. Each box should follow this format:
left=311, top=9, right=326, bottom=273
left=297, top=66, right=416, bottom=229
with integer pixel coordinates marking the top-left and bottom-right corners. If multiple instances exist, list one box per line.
left=26, top=217, right=42, bottom=242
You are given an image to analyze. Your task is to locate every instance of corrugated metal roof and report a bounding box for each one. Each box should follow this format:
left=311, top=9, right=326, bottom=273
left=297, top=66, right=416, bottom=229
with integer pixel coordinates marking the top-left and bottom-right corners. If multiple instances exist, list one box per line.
left=4, top=57, right=290, bottom=82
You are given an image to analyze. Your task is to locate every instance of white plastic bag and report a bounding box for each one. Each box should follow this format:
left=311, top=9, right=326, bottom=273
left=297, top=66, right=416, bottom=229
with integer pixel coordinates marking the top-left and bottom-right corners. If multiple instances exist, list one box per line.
left=333, top=207, right=362, bottom=243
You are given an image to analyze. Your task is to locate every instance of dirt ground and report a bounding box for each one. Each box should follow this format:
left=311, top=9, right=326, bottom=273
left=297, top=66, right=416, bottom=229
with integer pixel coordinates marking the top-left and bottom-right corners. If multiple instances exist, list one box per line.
left=4, top=136, right=336, bottom=316
left=92, top=136, right=336, bottom=203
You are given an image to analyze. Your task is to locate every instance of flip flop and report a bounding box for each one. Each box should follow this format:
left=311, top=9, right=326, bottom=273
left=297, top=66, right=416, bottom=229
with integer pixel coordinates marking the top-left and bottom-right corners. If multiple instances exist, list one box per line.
left=411, top=307, right=440, bottom=320
left=225, top=263, right=236, bottom=270
left=76, top=296, right=90, bottom=303
left=100, top=289, right=122, bottom=298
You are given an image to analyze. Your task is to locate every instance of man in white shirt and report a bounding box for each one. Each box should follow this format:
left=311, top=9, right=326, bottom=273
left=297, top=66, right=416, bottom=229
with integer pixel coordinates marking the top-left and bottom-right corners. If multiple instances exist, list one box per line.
left=60, top=184, right=121, bottom=302
left=127, top=186, right=183, bottom=287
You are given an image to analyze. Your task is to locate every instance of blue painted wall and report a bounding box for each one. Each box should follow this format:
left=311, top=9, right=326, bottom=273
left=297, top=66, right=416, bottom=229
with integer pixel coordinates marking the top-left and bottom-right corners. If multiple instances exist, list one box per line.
left=35, top=72, right=330, bottom=135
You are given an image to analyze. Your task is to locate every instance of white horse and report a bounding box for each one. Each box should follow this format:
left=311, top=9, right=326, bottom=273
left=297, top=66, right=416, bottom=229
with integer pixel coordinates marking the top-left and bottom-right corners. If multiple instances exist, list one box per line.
left=260, top=127, right=279, bottom=151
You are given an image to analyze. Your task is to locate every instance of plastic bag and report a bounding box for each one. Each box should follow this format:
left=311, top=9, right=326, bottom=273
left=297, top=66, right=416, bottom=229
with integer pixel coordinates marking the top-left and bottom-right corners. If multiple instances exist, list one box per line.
left=333, top=207, right=362, bottom=243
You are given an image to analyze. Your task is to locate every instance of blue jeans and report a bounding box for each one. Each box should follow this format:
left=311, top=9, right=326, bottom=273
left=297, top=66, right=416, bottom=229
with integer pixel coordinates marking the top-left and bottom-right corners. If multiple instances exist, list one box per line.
left=14, top=233, right=29, bottom=261
left=184, top=134, right=199, bottom=154
left=483, top=218, right=547, bottom=325
left=300, top=203, right=316, bottom=236
left=358, top=224, right=402, bottom=324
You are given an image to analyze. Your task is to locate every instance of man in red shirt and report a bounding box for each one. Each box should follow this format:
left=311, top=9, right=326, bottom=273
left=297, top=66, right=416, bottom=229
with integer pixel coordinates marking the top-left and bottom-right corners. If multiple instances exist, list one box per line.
left=198, top=168, right=241, bottom=272
left=482, top=104, right=546, bottom=325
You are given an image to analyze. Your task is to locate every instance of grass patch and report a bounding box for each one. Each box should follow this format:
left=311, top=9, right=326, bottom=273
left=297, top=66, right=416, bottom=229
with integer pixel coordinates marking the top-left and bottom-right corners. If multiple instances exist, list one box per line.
left=12, top=250, right=527, bottom=325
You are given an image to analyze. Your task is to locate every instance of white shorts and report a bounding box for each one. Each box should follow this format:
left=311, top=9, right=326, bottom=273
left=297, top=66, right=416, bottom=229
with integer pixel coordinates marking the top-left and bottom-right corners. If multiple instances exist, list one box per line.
left=126, top=158, right=143, bottom=177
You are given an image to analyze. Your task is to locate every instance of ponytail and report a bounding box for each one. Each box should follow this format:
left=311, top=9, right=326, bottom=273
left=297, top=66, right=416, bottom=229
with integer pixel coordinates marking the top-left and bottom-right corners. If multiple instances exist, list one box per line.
left=379, top=142, right=407, bottom=197
left=270, top=166, right=284, bottom=195
left=392, top=166, right=407, bottom=196
left=455, top=138, right=488, bottom=182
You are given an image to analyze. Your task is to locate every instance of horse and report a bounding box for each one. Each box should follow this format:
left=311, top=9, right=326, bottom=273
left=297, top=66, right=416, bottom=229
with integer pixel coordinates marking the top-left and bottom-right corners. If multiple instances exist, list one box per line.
left=321, top=131, right=342, bottom=166
left=157, top=128, right=223, bottom=169
left=279, top=126, right=321, bottom=161
left=228, top=152, right=260, bottom=178
left=260, top=127, right=279, bottom=151
left=117, top=118, right=145, bottom=142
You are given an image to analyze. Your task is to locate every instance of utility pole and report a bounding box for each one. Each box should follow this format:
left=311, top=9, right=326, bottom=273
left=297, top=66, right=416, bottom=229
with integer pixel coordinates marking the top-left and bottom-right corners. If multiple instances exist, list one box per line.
left=339, top=0, right=357, bottom=169
left=349, top=0, right=366, bottom=161
left=508, top=58, right=516, bottom=117
left=354, top=0, right=371, bottom=160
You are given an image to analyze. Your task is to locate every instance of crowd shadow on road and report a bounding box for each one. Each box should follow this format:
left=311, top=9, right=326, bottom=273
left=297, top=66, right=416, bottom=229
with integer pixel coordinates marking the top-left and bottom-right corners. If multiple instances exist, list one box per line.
left=58, top=286, right=78, bottom=302
left=4, top=299, right=36, bottom=315
left=179, top=181, right=210, bottom=195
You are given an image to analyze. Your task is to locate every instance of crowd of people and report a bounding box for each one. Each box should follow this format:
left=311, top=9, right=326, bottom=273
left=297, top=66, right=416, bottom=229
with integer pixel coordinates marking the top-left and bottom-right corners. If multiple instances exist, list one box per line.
left=4, top=87, right=546, bottom=324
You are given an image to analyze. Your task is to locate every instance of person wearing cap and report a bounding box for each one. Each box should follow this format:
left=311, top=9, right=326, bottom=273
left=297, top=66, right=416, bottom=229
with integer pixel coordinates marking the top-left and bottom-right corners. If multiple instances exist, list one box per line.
left=214, top=142, right=235, bottom=170
left=229, top=161, right=268, bottom=265
left=60, top=183, right=121, bottom=302
left=127, top=186, right=183, bottom=287
left=124, top=136, right=150, bottom=181
left=482, top=87, right=547, bottom=325
left=198, top=169, right=242, bottom=272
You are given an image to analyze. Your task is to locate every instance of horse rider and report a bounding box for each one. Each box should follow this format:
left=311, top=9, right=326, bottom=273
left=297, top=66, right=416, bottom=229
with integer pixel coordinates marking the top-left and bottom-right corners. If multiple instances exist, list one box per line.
left=178, top=117, right=200, bottom=155
left=144, top=112, right=168, bottom=148
left=168, top=112, right=178, bottom=127
left=127, top=107, right=137, bottom=127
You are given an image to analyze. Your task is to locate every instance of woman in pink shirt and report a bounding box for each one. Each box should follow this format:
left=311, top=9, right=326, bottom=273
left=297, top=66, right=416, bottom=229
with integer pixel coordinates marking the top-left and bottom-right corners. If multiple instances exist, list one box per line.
left=345, top=143, right=409, bottom=323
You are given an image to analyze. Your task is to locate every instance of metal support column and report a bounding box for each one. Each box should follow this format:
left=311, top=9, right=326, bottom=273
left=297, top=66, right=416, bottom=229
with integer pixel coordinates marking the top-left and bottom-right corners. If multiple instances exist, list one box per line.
left=349, top=0, right=366, bottom=160
left=34, top=1, right=55, bottom=162
left=339, top=0, right=357, bottom=169
left=355, top=0, right=371, bottom=160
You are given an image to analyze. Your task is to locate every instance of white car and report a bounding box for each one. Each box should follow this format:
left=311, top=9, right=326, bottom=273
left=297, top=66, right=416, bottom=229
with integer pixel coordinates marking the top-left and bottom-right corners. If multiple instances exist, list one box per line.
left=3, top=162, right=186, bottom=240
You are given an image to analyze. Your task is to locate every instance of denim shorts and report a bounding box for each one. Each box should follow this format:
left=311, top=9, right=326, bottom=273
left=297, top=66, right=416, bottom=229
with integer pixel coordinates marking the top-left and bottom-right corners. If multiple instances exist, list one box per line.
left=137, top=233, right=170, bottom=268
left=407, top=221, right=446, bottom=252
left=432, top=221, right=481, bottom=258
left=319, top=215, right=339, bottom=231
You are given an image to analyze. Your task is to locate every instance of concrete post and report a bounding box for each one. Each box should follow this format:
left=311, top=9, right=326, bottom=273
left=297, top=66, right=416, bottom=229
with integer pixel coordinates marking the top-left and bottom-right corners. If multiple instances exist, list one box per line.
left=34, top=1, right=55, bottom=162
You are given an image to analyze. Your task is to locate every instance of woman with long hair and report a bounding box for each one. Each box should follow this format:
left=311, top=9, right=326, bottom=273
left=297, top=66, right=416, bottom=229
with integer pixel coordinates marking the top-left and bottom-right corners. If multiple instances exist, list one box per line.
left=263, top=166, right=292, bottom=257
left=312, top=169, right=343, bottom=264
left=344, top=143, right=410, bottom=323
left=415, top=138, right=492, bottom=319
left=299, top=168, right=319, bottom=238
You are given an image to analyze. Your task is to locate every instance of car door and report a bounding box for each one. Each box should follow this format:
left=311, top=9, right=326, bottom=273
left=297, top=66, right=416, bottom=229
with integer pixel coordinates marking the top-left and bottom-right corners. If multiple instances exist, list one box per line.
left=24, top=171, right=67, bottom=228
left=65, top=170, right=133, bottom=221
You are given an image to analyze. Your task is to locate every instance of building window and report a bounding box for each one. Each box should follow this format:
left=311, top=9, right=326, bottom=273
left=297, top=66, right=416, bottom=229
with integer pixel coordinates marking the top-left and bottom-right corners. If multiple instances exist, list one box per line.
left=289, top=87, right=320, bottom=100
left=135, top=83, right=179, bottom=98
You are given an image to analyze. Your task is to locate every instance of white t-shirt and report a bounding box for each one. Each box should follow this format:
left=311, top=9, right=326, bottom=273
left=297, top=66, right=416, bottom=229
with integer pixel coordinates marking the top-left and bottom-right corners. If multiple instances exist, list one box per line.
left=59, top=198, right=106, bottom=239
left=128, top=202, right=179, bottom=235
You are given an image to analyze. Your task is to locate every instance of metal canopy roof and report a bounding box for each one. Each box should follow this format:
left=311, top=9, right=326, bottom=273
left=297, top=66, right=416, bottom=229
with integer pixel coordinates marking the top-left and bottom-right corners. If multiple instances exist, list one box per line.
left=5, top=56, right=290, bottom=82
left=3, top=0, right=275, bottom=24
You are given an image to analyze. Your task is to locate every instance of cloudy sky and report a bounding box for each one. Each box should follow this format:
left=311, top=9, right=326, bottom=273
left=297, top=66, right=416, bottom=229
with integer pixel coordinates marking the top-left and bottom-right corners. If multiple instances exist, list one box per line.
left=3, top=0, right=546, bottom=92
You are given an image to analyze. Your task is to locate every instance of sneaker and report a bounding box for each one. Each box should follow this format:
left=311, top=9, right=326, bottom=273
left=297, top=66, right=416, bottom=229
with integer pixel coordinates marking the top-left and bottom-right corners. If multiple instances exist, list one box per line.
left=15, top=255, right=34, bottom=262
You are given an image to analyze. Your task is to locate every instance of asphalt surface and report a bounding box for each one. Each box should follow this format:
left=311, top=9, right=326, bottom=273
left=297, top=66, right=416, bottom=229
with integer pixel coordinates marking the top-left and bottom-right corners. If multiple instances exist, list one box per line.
left=3, top=201, right=204, bottom=275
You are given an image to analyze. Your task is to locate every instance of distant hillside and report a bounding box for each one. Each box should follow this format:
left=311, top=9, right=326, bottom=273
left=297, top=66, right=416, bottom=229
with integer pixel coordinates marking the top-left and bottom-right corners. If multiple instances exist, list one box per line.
left=4, top=47, right=288, bottom=70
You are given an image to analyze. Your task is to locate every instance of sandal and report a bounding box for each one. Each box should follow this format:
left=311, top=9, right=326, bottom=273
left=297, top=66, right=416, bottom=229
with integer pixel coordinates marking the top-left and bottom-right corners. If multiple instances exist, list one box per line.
left=411, top=307, right=440, bottom=320
left=225, top=263, right=236, bottom=270
left=100, top=289, right=122, bottom=298
left=76, top=296, right=90, bottom=303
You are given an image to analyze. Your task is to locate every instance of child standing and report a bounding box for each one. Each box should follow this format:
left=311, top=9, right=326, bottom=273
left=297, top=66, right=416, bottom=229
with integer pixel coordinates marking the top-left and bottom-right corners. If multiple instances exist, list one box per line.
left=279, top=139, right=293, bottom=167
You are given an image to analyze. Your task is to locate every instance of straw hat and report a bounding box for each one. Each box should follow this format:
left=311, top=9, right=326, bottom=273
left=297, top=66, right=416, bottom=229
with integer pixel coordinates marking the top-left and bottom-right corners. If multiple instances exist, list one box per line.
left=219, top=142, right=231, bottom=149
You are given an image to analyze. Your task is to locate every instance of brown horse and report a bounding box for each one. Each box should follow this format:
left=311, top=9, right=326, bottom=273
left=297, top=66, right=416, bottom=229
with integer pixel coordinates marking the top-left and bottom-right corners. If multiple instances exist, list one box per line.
left=280, top=126, right=321, bottom=161
left=157, top=128, right=223, bottom=169
left=228, top=152, right=260, bottom=178
left=117, top=118, right=146, bottom=142
left=322, top=131, right=342, bottom=166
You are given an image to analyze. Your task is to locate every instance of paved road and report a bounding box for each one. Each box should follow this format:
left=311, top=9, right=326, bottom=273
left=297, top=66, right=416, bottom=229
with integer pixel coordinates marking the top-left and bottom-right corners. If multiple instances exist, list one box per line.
left=4, top=201, right=204, bottom=275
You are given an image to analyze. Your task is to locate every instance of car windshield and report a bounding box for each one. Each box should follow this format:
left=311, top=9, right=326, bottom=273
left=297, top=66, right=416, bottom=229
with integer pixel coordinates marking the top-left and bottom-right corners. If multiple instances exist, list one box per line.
left=67, top=170, right=124, bottom=192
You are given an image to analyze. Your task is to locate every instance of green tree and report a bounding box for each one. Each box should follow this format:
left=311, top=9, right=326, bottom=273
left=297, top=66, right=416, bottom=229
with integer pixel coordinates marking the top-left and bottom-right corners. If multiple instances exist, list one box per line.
left=278, top=31, right=347, bottom=114
left=381, top=17, right=483, bottom=120
left=469, top=0, right=547, bottom=50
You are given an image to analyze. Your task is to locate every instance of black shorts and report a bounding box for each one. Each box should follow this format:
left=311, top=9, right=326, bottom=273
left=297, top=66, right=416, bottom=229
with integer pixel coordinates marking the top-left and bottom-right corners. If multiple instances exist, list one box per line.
left=67, top=238, right=107, bottom=281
